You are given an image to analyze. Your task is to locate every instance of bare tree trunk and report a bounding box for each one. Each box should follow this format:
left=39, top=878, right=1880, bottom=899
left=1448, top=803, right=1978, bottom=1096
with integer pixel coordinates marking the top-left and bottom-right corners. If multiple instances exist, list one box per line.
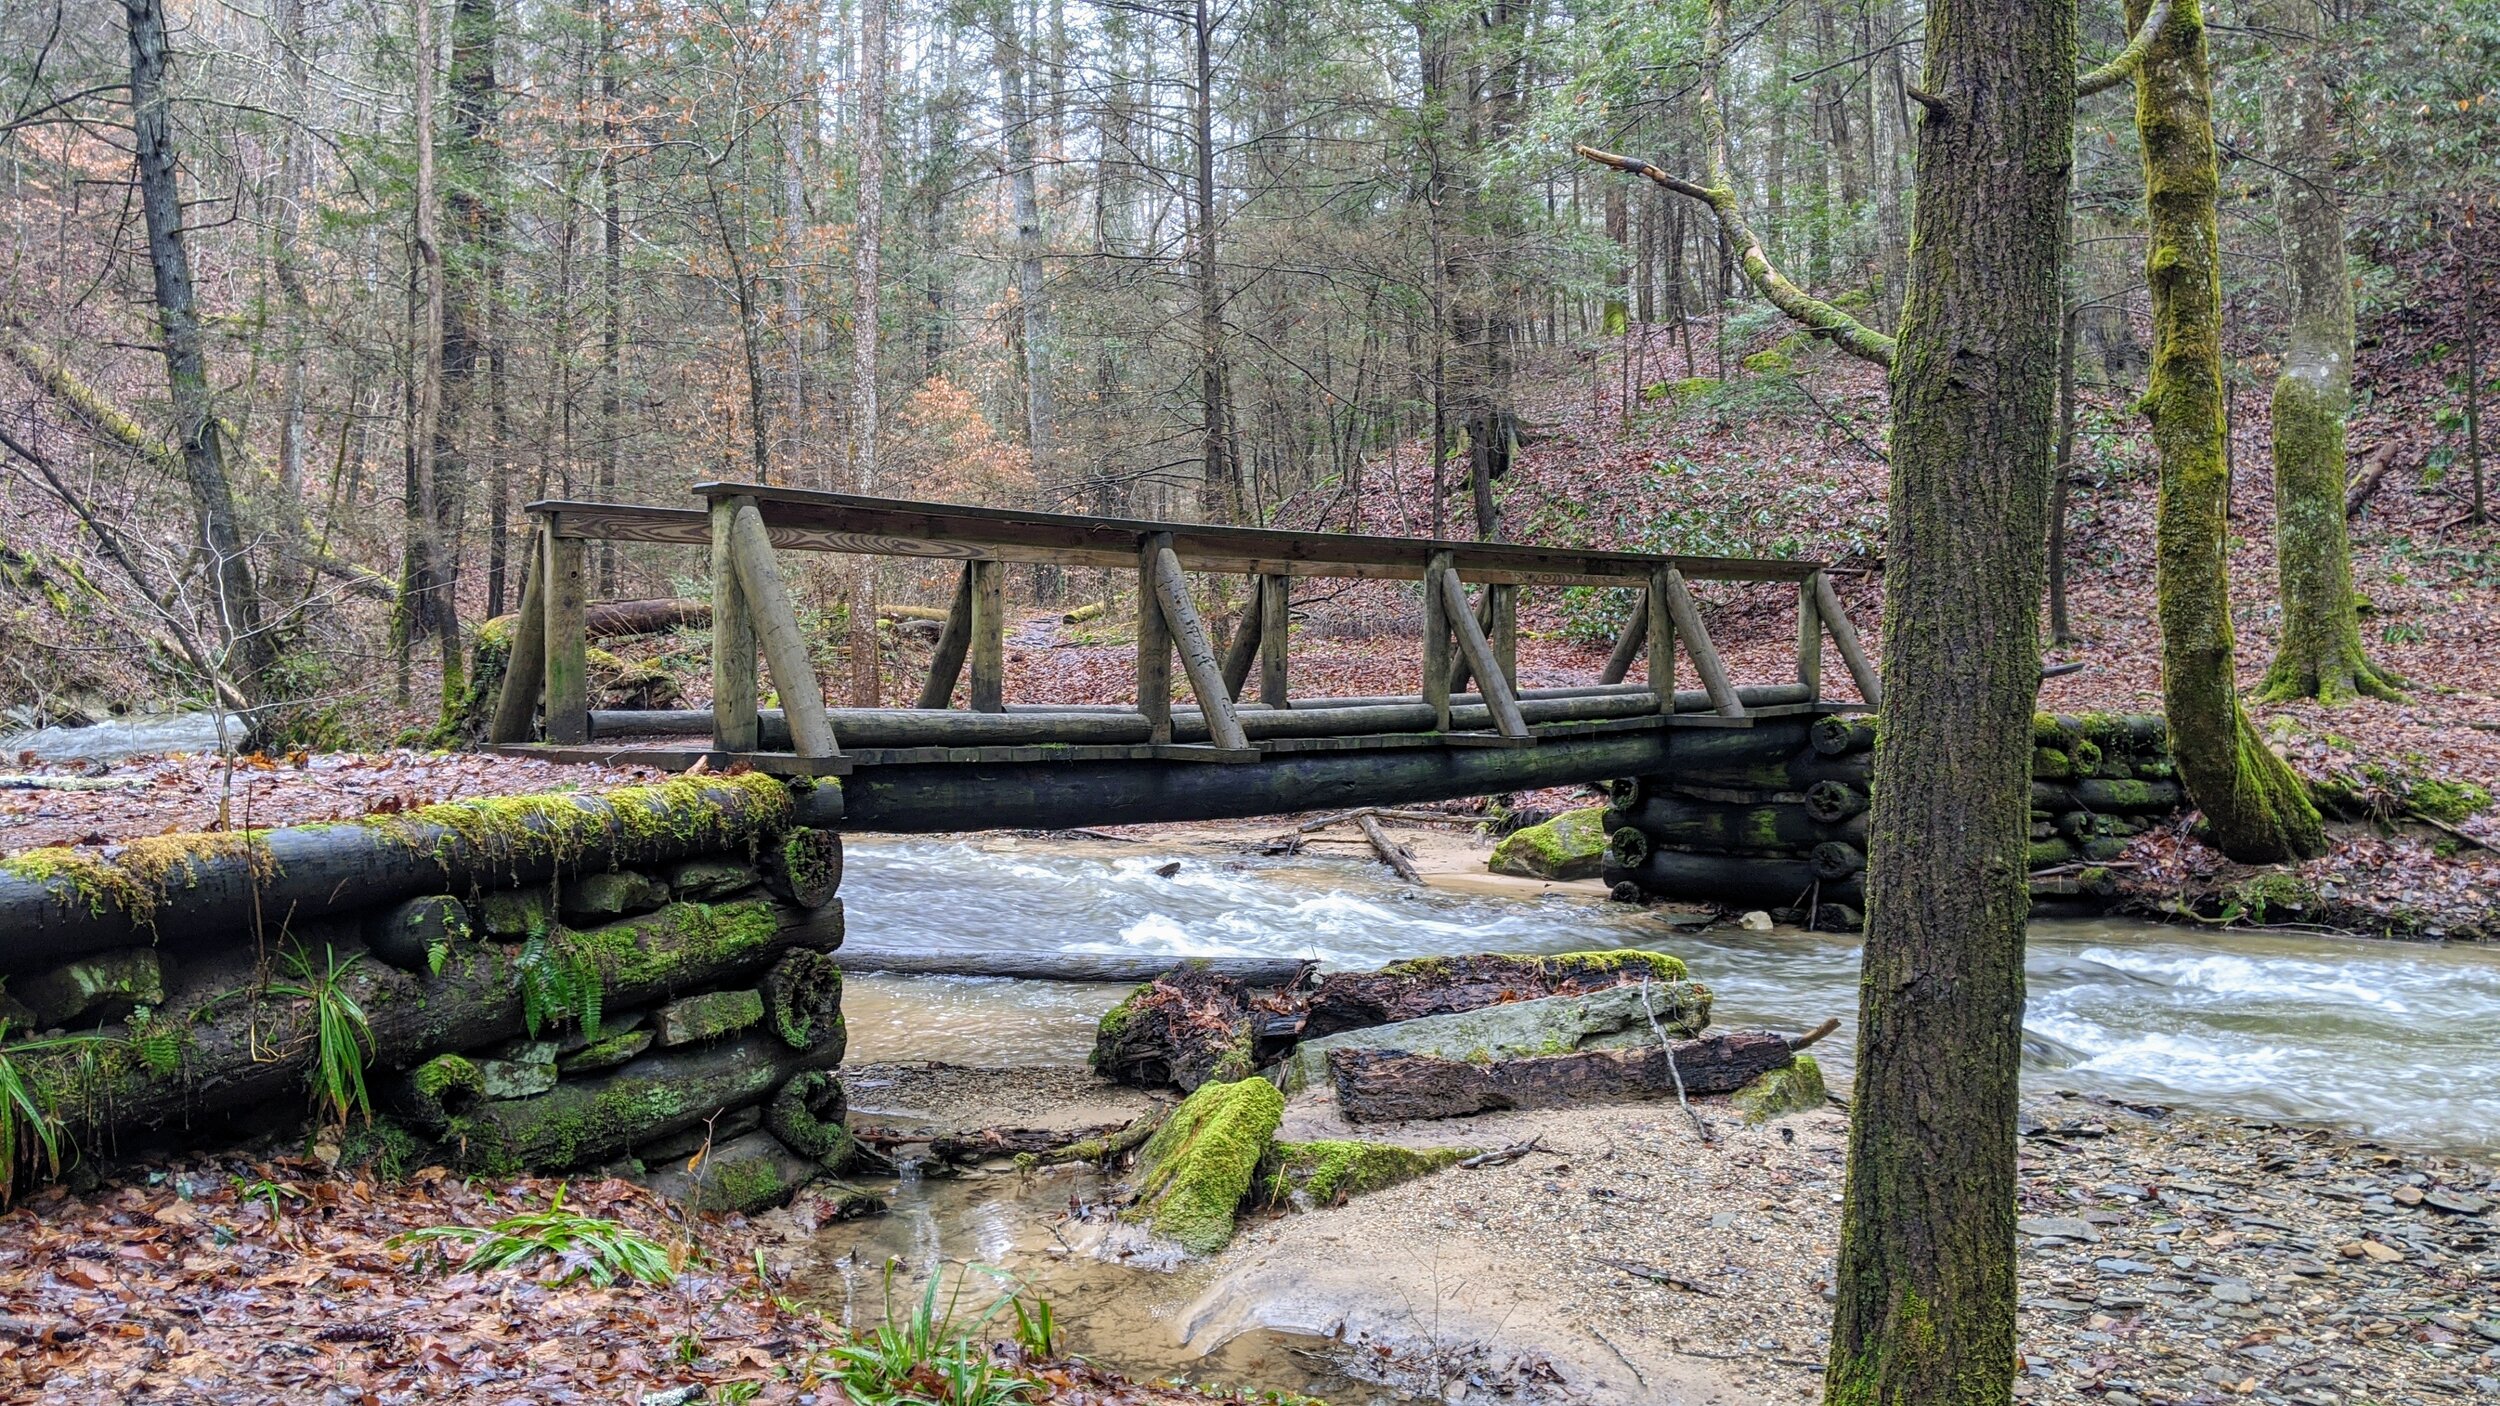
left=598, top=0, right=623, bottom=594
left=998, top=0, right=1054, bottom=486
left=1191, top=0, right=1237, bottom=523
left=848, top=0, right=887, bottom=706
left=1825, top=5, right=2074, bottom=1406
left=781, top=10, right=812, bottom=482
left=404, top=0, right=450, bottom=699
left=269, top=0, right=314, bottom=579
left=123, top=0, right=275, bottom=697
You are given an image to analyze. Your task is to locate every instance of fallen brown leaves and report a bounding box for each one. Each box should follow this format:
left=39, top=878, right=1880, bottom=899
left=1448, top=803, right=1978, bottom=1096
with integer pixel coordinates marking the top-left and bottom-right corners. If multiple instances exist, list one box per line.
left=0, top=1157, right=1227, bottom=1406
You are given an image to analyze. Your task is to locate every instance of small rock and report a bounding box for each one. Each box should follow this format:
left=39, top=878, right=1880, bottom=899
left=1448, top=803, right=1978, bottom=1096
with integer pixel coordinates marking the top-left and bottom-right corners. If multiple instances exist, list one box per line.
left=2358, top=1239, right=2406, bottom=1263
left=642, top=1387, right=705, bottom=1406
left=1708, top=1211, right=1740, bottom=1230
left=2393, top=1185, right=2426, bottom=1206
left=2103, top=1392, right=2142, bottom=1406
left=2475, top=1320, right=2500, bottom=1345
left=2208, top=1281, right=2257, bottom=1305
left=2020, top=1216, right=2103, bottom=1243
left=2425, top=1189, right=2491, bottom=1216
left=1739, top=910, right=1775, bottom=931
left=561, top=869, right=670, bottom=923
left=2094, top=1258, right=2158, bottom=1276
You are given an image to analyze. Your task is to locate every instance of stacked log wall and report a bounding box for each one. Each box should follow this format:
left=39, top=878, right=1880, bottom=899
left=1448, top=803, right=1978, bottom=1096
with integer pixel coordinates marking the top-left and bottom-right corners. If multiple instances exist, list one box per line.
left=0, top=773, right=855, bottom=1207
left=1601, top=713, right=2184, bottom=927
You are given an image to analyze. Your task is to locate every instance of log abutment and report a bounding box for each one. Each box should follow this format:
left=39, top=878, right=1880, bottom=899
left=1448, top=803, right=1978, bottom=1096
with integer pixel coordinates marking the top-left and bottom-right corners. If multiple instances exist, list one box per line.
left=0, top=772, right=859, bottom=1212
left=1600, top=713, right=2187, bottom=926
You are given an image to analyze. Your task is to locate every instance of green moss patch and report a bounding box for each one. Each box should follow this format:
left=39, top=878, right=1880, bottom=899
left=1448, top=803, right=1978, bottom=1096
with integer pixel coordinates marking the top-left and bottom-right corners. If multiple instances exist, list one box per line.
left=1263, top=1140, right=1469, bottom=1208
left=1127, top=1077, right=1285, bottom=1254
left=1735, top=1055, right=1827, bottom=1123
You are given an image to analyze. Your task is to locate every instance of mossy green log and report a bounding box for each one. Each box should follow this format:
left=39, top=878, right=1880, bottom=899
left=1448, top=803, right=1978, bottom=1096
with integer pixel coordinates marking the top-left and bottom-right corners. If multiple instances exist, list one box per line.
left=1126, top=1077, right=1284, bottom=1253
left=1734, top=1054, right=1826, bottom=1123
left=1262, top=1140, right=1469, bottom=1208
left=0, top=773, right=797, bottom=964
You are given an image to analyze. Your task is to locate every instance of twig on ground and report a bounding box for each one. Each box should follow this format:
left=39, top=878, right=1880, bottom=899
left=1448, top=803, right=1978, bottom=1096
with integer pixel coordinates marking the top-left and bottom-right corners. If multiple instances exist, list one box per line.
left=1456, top=1137, right=1547, bottom=1169
left=1639, top=976, right=1713, bottom=1145
left=1595, top=1257, right=1722, bottom=1296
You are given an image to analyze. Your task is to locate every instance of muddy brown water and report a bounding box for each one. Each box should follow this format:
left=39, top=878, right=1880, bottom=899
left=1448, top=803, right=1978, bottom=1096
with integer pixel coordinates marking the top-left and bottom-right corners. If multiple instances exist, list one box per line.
left=797, top=836, right=2500, bottom=1400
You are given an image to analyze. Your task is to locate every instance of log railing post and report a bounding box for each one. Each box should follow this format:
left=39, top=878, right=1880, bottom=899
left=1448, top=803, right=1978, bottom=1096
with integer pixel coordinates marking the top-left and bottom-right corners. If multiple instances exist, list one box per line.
left=1151, top=546, right=1250, bottom=751
left=1645, top=567, right=1676, bottom=714
left=1797, top=572, right=1824, bottom=701
left=1422, top=549, right=1455, bottom=731
left=1258, top=572, right=1291, bottom=709
left=1490, top=583, right=1518, bottom=687
left=543, top=524, right=589, bottom=745
left=1813, top=572, right=1883, bottom=708
left=1219, top=576, right=1263, bottom=702
left=915, top=562, right=975, bottom=710
left=968, top=558, right=1006, bottom=713
left=709, top=499, right=759, bottom=750
left=486, top=531, right=547, bottom=744
left=1137, top=533, right=1173, bottom=742
left=1439, top=570, right=1530, bottom=740
left=1661, top=568, right=1745, bottom=718
left=1600, top=586, right=1648, bottom=686
left=727, top=502, right=839, bottom=757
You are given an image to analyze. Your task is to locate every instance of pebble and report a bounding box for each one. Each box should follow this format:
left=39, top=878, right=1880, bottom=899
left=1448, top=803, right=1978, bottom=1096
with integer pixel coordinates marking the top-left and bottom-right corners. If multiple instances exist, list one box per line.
left=2095, top=1257, right=2158, bottom=1276
left=2019, top=1216, right=2101, bottom=1242
left=2208, top=1281, right=2257, bottom=1305
left=2425, top=1189, right=2490, bottom=1215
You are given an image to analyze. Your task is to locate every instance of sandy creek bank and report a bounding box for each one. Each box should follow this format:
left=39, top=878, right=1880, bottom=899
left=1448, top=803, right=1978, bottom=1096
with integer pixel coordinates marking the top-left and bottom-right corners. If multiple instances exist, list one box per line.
left=791, top=1061, right=2499, bottom=1406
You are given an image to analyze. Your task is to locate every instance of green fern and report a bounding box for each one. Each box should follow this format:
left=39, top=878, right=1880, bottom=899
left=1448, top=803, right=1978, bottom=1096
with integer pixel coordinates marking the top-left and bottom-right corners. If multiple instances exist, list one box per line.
left=516, top=931, right=602, bottom=1040
left=269, top=945, right=374, bottom=1129
left=426, top=939, right=450, bottom=978
left=126, top=1006, right=184, bottom=1078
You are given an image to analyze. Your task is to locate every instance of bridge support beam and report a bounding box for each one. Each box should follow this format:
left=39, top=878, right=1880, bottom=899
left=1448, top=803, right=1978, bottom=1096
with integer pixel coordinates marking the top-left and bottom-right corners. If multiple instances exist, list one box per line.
left=709, top=499, right=758, bottom=750
left=1438, top=570, right=1530, bottom=741
left=914, top=563, right=975, bottom=710
left=544, top=525, right=589, bottom=745
left=1150, top=544, right=1251, bottom=751
left=1259, top=572, right=1291, bottom=708
left=1137, top=534, right=1174, bottom=742
left=969, top=559, right=1006, bottom=713
left=1660, top=568, right=1745, bottom=719
left=727, top=501, right=839, bottom=757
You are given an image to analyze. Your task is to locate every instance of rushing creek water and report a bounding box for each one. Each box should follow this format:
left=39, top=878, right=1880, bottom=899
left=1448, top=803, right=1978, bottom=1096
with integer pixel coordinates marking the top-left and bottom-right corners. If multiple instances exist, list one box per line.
left=801, top=835, right=2500, bottom=1400
left=838, top=835, right=2500, bottom=1157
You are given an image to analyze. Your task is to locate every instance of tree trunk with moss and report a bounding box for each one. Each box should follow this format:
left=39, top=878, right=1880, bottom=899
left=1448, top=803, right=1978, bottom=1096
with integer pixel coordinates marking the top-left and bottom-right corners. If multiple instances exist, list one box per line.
left=2127, top=0, right=2324, bottom=863
left=1822, top=3, right=2072, bottom=1405
left=2252, top=0, right=2397, bottom=706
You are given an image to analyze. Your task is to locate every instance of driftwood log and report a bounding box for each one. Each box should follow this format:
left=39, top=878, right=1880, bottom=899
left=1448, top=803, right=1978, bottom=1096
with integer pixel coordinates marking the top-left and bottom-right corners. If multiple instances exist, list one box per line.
left=926, top=1122, right=1132, bottom=1164
left=1302, top=952, right=1686, bottom=1040
left=1328, top=1028, right=1803, bottom=1123
left=1090, top=964, right=1258, bottom=1092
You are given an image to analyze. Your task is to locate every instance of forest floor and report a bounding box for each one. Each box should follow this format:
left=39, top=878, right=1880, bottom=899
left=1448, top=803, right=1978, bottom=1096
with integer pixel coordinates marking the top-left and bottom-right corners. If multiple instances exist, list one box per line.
left=0, top=1156, right=1260, bottom=1406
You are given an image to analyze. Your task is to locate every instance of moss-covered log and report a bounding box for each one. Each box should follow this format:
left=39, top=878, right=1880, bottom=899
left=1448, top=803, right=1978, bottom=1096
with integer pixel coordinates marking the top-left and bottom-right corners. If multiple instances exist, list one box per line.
left=1125, top=1077, right=1283, bottom=1253
left=1301, top=950, right=1688, bottom=1040
left=18, top=896, right=841, bottom=1146
left=444, top=1022, right=847, bottom=1174
left=0, top=774, right=799, bottom=967
left=1327, top=1028, right=1803, bottom=1122
left=1261, top=1140, right=1469, bottom=1208
left=760, top=827, right=842, bottom=909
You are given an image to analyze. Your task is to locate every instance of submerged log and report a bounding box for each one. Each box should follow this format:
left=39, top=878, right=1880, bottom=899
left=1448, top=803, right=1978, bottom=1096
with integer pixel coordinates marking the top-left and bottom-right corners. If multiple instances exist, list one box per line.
left=1301, top=951, right=1690, bottom=1040
left=1328, top=1028, right=1803, bottom=1123
left=24, top=896, right=842, bottom=1146
left=446, top=1022, right=847, bottom=1173
left=1090, top=964, right=1257, bottom=1092
left=0, top=773, right=798, bottom=968
left=927, top=1121, right=1132, bottom=1164
left=833, top=949, right=1312, bottom=987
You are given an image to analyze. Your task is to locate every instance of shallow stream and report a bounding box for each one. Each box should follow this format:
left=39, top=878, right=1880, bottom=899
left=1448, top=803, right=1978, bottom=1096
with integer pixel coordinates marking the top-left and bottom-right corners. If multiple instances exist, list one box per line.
left=807, top=835, right=2500, bottom=1400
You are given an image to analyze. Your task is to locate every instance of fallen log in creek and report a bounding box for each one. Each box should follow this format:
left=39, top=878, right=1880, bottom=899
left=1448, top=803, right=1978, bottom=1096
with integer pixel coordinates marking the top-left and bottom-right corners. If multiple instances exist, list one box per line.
left=0, top=774, right=801, bottom=968
left=1301, top=951, right=1694, bottom=1039
left=833, top=949, right=1312, bottom=987
left=1328, top=1024, right=1829, bottom=1123
left=13, top=897, right=843, bottom=1147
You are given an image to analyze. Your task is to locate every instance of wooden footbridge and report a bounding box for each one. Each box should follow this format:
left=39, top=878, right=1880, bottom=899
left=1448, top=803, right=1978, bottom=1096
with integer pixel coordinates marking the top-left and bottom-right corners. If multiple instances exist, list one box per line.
left=486, top=484, right=1879, bottom=832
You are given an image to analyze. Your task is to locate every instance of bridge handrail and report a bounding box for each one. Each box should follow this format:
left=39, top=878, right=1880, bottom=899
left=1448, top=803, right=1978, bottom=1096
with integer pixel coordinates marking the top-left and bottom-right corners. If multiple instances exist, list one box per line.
left=526, top=486, right=1823, bottom=587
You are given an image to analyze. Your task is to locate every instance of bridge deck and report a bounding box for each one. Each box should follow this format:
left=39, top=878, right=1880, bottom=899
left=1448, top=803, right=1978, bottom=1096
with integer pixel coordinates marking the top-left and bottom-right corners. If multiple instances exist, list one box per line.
left=487, top=488, right=1879, bottom=831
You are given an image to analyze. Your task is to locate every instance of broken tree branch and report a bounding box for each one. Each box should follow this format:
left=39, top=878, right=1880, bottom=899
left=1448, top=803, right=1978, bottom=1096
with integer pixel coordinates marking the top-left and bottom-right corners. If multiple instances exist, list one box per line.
left=2077, top=0, right=2173, bottom=98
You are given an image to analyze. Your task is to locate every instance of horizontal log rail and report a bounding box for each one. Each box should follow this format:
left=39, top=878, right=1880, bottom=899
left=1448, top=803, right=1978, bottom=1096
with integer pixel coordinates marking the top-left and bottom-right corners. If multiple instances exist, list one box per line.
left=491, top=487, right=1879, bottom=781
